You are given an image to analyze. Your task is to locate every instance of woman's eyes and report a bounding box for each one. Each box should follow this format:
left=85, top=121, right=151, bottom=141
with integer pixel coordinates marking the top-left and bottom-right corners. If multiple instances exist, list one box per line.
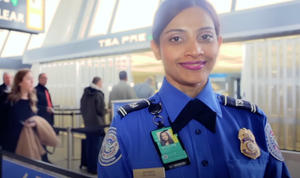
left=199, top=33, right=215, bottom=42
left=167, top=32, right=215, bottom=44
left=169, top=36, right=182, bottom=43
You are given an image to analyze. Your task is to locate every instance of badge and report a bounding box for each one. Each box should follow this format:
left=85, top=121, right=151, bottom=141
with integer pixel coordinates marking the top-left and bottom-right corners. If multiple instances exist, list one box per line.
left=98, top=127, right=122, bottom=166
left=151, top=127, right=190, bottom=170
left=238, top=128, right=261, bottom=159
left=133, top=167, right=165, bottom=178
left=265, top=123, right=284, bottom=161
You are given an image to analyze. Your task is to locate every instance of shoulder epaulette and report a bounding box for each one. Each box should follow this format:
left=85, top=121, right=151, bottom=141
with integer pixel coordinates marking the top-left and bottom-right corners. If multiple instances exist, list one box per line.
left=118, top=99, right=151, bottom=118
left=218, top=95, right=259, bottom=114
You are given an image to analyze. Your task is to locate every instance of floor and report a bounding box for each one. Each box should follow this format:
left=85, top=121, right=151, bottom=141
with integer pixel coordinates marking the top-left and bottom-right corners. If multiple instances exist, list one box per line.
left=48, top=133, right=97, bottom=178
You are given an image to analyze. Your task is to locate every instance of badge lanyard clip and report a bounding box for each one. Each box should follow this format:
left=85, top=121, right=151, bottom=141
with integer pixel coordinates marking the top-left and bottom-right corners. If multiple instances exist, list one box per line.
left=148, top=102, right=165, bottom=128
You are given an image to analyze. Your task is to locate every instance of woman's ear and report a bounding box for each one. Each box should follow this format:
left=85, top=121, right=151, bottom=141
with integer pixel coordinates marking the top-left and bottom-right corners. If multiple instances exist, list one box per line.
left=151, top=40, right=161, bottom=60
left=217, top=36, right=223, bottom=49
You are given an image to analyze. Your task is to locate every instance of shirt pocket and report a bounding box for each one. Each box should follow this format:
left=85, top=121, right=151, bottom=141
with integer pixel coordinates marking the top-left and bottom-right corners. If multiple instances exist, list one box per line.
left=226, top=154, right=268, bottom=178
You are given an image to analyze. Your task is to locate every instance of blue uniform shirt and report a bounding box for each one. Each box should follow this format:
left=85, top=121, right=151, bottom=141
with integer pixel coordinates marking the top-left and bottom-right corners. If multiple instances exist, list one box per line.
left=98, top=78, right=290, bottom=178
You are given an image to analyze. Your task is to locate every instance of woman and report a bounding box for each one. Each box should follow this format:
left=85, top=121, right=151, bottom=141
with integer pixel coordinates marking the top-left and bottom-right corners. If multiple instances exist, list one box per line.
left=160, top=130, right=174, bottom=146
left=98, top=0, right=290, bottom=177
left=2, top=69, right=37, bottom=153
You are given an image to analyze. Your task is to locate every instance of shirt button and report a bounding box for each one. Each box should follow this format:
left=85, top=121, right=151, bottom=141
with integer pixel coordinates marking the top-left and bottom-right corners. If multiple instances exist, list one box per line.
left=202, top=160, right=208, bottom=167
left=195, top=129, right=201, bottom=135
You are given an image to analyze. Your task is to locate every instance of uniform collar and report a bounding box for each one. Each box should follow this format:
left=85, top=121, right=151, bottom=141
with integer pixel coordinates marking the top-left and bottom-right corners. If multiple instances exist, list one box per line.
left=158, top=78, right=222, bottom=123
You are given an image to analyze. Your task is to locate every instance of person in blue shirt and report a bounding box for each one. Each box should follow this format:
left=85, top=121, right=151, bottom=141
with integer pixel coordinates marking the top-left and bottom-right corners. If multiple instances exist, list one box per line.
left=98, top=0, right=291, bottom=177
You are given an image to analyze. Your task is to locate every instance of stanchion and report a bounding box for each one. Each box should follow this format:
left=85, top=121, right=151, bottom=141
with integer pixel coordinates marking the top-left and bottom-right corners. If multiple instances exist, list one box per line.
left=66, top=127, right=72, bottom=169
left=71, top=112, right=75, bottom=158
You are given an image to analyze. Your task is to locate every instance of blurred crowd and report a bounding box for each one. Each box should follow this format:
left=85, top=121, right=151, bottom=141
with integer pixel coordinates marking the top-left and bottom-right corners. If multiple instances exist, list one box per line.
left=0, top=69, right=155, bottom=174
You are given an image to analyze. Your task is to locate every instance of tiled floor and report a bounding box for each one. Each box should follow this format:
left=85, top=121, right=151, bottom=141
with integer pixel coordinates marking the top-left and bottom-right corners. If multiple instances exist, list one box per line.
left=48, top=133, right=97, bottom=178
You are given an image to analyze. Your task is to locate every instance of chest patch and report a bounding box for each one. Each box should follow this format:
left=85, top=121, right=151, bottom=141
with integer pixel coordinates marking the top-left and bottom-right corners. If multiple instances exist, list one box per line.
left=265, top=123, right=284, bottom=161
left=98, top=127, right=122, bottom=166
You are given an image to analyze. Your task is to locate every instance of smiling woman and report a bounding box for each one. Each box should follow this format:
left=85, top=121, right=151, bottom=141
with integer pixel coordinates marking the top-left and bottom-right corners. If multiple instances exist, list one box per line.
left=97, top=0, right=291, bottom=177
left=99, top=0, right=289, bottom=177
left=151, top=6, right=222, bottom=97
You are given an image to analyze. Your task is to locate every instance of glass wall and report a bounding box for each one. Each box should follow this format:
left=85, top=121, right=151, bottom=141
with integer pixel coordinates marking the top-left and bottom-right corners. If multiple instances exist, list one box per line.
left=241, top=35, right=300, bottom=151
left=32, top=55, right=133, bottom=109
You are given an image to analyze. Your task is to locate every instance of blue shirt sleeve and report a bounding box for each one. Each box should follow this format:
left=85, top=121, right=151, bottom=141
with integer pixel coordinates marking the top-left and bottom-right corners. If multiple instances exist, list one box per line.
left=263, top=116, right=291, bottom=178
left=97, top=117, right=132, bottom=178
left=264, top=156, right=291, bottom=178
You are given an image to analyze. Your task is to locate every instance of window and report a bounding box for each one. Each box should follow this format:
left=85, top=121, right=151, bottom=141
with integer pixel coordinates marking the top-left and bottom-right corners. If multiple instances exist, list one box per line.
left=236, top=0, right=293, bottom=11
left=111, top=0, right=160, bottom=33
left=88, top=0, right=117, bottom=37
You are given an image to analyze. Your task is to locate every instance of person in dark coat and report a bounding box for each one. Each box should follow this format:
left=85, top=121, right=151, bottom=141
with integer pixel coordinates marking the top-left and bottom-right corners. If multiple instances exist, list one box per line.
left=0, top=72, right=12, bottom=95
left=0, top=72, right=12, bottom=105
left=80, top=76, right=106, bottom=174
left=35, top=73, right=54, bottom=126
left=0, top=72, right=12, bottom=147
left=80, top=76, right=106, bottom=127
left=35, top=73, right=54, bottom=163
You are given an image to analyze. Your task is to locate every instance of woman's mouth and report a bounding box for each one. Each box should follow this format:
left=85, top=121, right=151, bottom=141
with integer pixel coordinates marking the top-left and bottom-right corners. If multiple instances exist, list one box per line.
left=179, top=61, right=207, bottom=70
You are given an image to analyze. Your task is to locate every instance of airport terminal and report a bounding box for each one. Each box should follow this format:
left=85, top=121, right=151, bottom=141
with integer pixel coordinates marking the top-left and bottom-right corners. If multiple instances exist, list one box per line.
left=0, top=0, right=300, bottom=177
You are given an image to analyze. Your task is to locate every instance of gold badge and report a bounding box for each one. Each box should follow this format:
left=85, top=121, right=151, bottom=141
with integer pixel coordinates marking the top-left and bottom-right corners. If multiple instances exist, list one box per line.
left=238, top=128, right=261, bottom=159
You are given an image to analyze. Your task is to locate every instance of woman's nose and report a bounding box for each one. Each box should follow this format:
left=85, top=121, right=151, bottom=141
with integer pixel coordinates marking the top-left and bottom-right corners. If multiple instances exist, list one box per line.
left=184, top=40, right=204, bottom=57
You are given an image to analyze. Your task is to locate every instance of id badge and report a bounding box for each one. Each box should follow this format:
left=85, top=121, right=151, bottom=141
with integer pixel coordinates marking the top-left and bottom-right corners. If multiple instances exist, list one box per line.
left=151, top=127, right=190, bottom=170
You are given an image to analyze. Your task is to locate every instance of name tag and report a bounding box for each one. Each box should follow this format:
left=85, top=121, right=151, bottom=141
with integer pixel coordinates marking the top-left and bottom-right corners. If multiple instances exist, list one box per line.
left=133, top=167, right=165, bottom=178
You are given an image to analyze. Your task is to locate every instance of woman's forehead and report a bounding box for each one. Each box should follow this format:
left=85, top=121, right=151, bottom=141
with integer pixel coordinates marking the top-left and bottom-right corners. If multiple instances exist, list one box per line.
left=163, top=7, right=215, bottom=33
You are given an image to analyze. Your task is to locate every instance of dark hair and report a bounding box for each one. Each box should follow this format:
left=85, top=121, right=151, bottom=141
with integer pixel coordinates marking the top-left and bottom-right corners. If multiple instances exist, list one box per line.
left=92, top=76, right=101, bottom=84
left=119, top=71, right=127, bottom=80
left=152, top=0, right=220, bottom=44
left=160, top=130, right=174, bottom=146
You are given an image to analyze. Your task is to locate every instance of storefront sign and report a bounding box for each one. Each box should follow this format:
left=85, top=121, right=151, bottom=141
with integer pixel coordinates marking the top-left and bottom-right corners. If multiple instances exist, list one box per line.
left=24, top=27, right=153, bottom=63
left=0, top=0, right=44, bottom=33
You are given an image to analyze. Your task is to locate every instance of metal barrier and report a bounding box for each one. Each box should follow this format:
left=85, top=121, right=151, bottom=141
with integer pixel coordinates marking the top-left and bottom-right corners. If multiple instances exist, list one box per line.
left=53, top=108, right=82, bottom=159
left=54, top=126, right=109, bottom=169
left=0, top=147, right=91, bottom=178
left=53, top=108, right=110, bottom=169
left=282, top=150, right=300, bottom=178
left=53, top=108, right=82, bottom=128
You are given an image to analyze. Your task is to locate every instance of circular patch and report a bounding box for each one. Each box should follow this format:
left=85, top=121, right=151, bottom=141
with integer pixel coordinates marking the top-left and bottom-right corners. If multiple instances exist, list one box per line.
left=265, top=123, right=284, bottom=161
left=98, top=127, right=122, bottom=166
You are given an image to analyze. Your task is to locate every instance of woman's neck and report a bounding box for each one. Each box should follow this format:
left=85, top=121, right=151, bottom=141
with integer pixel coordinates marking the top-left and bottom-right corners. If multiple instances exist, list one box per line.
left=166, top=78, right=207, bottom=98
left=20, top=90, right=29, bottom=100
left=179, top=84, right=205, bottom=98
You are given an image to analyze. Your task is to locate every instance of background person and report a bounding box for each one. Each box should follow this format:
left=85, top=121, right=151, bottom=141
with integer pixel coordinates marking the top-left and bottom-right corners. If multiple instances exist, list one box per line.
left=0, top=72, right=12, bottom=95
left=0, top=72, right=12, bottom=146
left=108, top=71, right=136, bottom=121
left=2, top=69, right=37, bottom=153
left=35, top=73, right=54, bottom=126
left=134, top=77, right=155, bottom=98
left=98, top=0, right=290, bottom=177
left=80, top=76, right=106, bottom=174
left=35, top=73, right=55, bottom=163
left=108, top=71, right=136, bottom=107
